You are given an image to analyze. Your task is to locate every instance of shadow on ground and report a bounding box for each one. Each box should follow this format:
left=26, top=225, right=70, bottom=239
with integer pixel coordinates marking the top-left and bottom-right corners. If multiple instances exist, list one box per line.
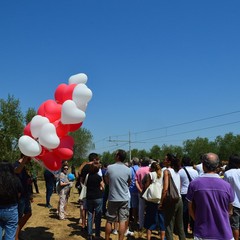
left=21, top=227, right=54, bottom=240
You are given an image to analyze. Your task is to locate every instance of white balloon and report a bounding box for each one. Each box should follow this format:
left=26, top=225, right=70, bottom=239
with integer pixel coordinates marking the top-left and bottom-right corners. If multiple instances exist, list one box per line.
left=68, top=73, right=88, bottom=85
left=30, top=115, right=50, bottom=138
left=38, top=123, right=60, bottom=149
left=72, top=83, right=92, bottom=109
left=18, top=135, right=42, bottom=157
left=61, top=100, right=86, bottom=124
left=76, top=102, right=88, bottom=112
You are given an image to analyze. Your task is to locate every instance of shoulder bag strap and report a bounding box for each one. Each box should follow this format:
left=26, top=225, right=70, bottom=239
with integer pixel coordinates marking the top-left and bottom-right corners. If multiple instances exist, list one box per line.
left=183, top=167, right=192, bottom=182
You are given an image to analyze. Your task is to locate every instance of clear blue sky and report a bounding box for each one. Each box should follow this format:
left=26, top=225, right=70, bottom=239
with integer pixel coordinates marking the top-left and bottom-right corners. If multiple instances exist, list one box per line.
left=1, top=1, right=240, bottom=155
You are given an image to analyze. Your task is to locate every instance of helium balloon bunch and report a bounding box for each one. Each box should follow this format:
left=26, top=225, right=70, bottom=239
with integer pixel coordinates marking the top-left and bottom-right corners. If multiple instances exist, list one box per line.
left=18, top=73, right=92, bottom=171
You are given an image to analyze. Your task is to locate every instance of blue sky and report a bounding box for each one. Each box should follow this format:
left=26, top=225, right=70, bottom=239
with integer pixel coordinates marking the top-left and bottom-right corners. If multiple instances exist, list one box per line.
left=1, top=1, right=240, bottom=155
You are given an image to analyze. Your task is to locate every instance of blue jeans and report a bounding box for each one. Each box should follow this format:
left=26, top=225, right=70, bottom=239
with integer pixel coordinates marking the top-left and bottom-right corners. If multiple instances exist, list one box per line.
left=45, top=178, right=54, bottom=205
left=0, top=204, right=18, bottom=240
left=87, top=198, right=103, bottom=237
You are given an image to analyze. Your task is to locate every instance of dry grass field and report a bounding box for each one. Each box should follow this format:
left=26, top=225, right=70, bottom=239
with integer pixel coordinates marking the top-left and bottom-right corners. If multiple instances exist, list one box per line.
left=19, top=180, right=193, bottom=240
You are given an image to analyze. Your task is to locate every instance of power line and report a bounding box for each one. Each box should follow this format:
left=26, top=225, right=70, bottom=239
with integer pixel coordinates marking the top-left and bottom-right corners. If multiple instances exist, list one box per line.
left=93, top=110, right=240, bottom=152
left=137, top=120, right=240, bottom=142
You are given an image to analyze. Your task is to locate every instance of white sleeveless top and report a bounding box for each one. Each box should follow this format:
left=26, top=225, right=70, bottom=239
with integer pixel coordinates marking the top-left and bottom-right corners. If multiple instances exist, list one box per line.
left=168, top=168, right=181, bottom=198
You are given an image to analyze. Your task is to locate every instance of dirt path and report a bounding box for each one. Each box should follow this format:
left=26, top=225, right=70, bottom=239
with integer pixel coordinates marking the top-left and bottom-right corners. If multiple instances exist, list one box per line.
left=20, top=180, right=192, bottom=240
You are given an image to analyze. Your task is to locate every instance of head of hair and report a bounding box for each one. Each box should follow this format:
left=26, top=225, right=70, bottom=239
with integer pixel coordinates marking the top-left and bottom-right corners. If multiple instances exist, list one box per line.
left=202, top=153, right=220, bottom=172
left=132, top=157, right=139, bottom=165
left=150, top=162, right=162, bottom=178
left=181, top=155, right=192, bottom=166
left=89, top=164, right=100, bottom=174
left=141, top=157, right=150, bottom=167
left=226, top=154, right=240, bottom=170
left=166, top=153, right=181, bottom=172
left=115, top=149, right=127, bottom=162
left=0, top=161, right=19, bottom=199
left=88, top=153, right=99, bottom=162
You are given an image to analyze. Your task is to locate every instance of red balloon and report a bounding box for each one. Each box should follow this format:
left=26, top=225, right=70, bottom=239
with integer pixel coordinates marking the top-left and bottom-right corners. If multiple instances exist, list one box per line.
left=54, top=83, right=67, bottom=104
left=53, top=120, right=70, bottom=137
left=54, top=148, right=73, bottom=160
left=54, top=83, right=77, bottom=104
left=62, top=84, right=77, bottom=103
left=37, top=100, right=62, bottom=123
left=37, top=146, right=49, bottom=159
left=41, top=152, right=62, bottom=171
left=53, top=136, right=74, bottom=160
left=68, top=122, right=83, bottom=132
left=23, top=123, right=33, bottom=138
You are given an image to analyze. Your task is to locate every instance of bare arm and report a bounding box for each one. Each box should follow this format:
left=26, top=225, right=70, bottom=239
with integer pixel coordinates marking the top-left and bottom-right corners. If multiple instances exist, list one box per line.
left=14, top=156, right=31, bottom=174
left=229, top=203, right=233, bottom=216
left=135, top=177, right=142, bottom=193
left=104, top=174, right=109, bottom=185
left=160, top=170, right=169, bottom=203
left=100, top=180, right=105, bottom=190
left=188, top=201, right=195, bottom=220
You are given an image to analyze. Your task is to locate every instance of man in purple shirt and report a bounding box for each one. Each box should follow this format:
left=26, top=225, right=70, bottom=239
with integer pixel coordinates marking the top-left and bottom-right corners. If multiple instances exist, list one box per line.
left=186, top=152, right=234, bottom=240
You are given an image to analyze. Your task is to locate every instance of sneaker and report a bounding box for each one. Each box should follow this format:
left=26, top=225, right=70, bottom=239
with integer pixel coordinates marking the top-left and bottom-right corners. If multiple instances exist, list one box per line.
left=111, top=229, right=118, bottom=235
left=125, top=230, right=134, bottom=236
left=46, top=204, right=53, bottom=209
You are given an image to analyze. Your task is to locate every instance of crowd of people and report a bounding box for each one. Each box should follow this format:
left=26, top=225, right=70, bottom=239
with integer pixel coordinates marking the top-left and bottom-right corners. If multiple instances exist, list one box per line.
left=0, top=150, right=240, bottom=240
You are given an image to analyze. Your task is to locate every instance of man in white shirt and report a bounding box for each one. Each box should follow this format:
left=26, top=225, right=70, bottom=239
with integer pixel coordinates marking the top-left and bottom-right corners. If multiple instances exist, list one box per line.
left=179, top=156, right=198, bottom=237
left=224, top=154, right=240, bottom=240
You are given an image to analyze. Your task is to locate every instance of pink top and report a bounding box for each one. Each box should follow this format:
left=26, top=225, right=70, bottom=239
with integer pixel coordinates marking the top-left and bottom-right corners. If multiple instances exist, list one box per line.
left=135, top=166, right=150, bottom=189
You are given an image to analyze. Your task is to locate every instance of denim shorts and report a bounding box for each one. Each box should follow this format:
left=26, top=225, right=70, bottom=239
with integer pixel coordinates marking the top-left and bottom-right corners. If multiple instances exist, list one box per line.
left=230, top=206, right=240, bottom=230
left=18, top=197, right=32, bottom=218
left=106, top=201, right=129, bottom=223
left=0, top=204, right=18, bottom=240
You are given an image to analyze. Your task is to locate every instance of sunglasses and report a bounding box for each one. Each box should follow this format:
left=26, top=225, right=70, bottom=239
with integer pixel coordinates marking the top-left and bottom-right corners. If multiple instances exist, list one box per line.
left=64, top=168, right=68, bottom=170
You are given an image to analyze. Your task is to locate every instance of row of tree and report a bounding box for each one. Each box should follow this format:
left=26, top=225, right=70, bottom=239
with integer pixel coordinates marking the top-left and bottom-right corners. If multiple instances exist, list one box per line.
left=101, top=133, right=240, bottom=165
left=1, top=95, right=240, bottom=168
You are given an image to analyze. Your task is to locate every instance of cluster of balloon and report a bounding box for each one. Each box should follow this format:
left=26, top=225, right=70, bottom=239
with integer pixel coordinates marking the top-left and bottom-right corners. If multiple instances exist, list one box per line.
left=18, top=73, right=92, bottom=171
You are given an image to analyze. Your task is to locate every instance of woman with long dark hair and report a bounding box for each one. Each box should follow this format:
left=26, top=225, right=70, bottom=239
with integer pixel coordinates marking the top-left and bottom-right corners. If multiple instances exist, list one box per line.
left=0, top=161, right=22, bottom=240
left=160, top=154, right=185, bottom=240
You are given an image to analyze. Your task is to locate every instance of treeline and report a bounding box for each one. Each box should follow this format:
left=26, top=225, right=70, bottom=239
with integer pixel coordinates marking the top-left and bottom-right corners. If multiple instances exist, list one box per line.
left=101, top=133, right=240, bottom=165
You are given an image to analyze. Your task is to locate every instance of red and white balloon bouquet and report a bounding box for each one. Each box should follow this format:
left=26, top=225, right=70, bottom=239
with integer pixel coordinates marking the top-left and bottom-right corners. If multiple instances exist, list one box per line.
left=18, top=73, right=92, bottom=171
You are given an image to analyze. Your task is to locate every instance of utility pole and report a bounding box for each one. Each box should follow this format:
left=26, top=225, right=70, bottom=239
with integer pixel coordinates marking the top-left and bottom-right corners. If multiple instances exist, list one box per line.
left=109, top=131, right=145, bottom=163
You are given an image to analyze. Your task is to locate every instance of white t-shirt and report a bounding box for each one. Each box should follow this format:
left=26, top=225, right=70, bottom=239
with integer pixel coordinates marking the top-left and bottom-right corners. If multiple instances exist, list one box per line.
left=224, top=168, right=240, bottom=208
left=179, top=166, right=199, bottom=194
left=195, top=163, right=204, bottom=176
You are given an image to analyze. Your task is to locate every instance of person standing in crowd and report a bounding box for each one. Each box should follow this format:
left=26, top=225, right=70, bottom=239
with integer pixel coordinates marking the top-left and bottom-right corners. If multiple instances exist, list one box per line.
left=44, top=169, right=55, bottom=208
left=104, top=149, right=131, bottom=240
left=178, top=155, right=198, bottom=237
left=129, top=157, right=140, bottom=228
left=0, top=161, right=23, bottom=240
left=135, top=157, right=150, bottom=231
left=79, top=153, right=101, bottom=230
left=29, top=162, right=39, bottom=194
left=143, top=162, right=165, bottom=240
left=14, top=154, right=33, bottom=240
left=160, top=153, right=185, bottom=240
left=86, top=164, right=105, bottom=240
left=187, top=152, right=234, bottom=240
left=101, top=163, right=109, bottom=217
left=224, top=154, right=240, bottom=240
left=194, top=154, right=204, bottom=176
left=58, top=164, right=71, bottom=220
